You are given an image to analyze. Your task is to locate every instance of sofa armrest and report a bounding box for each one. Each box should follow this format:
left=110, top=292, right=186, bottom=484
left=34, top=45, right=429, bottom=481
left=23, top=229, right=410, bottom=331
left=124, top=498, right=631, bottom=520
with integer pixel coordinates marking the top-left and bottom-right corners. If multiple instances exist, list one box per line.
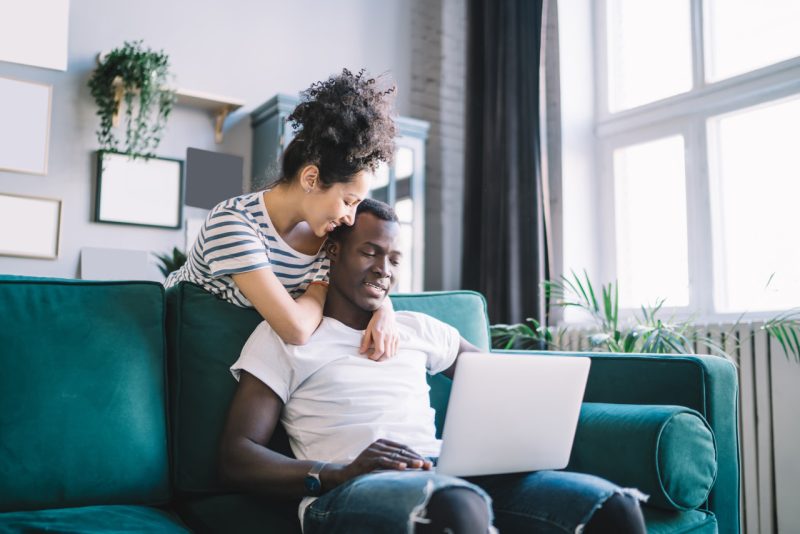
left=569, top=403, right=717, bottom=511
left=493, top=350, right=740, bottom=534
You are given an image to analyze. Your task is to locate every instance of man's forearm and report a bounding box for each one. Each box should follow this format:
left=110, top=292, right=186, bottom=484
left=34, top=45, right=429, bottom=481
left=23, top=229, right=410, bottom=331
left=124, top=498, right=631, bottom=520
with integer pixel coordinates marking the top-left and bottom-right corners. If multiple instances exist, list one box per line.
left=219, top=436, right=347, bottom=498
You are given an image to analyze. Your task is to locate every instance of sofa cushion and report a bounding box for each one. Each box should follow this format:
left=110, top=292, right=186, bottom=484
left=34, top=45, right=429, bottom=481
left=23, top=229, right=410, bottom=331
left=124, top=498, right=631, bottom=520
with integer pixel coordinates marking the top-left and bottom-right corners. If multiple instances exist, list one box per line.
left=175, top=494, right=301, bottom=534
left=166, top=283, right=266, bottom=495
left=642, top=507, right=718, bottom=534
left=0, top=505, right=190, bottom=533
left=0, top=277, right=171, bottom=512
left=390, top=291, right=491, bottom=349
left=568, top=403, right=717, bottom=511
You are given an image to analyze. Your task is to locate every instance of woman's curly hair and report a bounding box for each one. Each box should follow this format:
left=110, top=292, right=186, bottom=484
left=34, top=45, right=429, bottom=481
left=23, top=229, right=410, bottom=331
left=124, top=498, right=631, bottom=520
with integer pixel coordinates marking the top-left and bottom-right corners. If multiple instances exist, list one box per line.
left=278, top=69, right=396, bottom=187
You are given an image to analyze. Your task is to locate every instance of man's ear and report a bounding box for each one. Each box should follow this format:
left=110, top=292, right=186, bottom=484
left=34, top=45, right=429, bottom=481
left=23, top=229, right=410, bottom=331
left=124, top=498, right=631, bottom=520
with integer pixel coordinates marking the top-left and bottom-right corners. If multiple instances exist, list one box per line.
left=326, top=240, right=339, bottom=263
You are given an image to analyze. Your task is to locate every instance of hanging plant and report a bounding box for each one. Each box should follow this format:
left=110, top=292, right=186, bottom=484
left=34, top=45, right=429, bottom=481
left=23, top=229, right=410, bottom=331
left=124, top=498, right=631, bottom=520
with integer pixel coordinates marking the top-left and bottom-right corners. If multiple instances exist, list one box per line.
left=88, top=40, right=176, bottom=158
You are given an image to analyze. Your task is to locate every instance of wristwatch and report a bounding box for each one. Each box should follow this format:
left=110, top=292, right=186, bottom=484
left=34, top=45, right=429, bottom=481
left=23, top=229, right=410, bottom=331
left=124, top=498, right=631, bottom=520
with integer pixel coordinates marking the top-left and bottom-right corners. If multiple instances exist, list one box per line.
left=304, top=461, right=327, bottom=496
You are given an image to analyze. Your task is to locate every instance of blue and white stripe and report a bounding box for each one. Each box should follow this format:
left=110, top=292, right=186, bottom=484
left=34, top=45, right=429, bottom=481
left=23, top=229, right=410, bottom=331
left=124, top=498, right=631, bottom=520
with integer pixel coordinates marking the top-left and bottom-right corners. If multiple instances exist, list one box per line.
left=165, top=191, right=329, bottom=308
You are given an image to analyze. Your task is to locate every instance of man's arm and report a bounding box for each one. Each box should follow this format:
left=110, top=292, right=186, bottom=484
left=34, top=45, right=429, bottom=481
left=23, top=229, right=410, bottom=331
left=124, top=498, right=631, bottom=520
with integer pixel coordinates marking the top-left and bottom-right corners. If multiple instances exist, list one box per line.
left=441, top=337, right=482, bottom=380
left=218, top=371, right=322, bottom=496
left=219, top=372, right=433, bottom=498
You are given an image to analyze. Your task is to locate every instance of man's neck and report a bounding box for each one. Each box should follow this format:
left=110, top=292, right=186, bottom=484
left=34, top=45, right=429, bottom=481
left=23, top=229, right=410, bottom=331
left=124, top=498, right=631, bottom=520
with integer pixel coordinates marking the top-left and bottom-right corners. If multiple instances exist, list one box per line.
left=323, top=286, right=374, bottom=331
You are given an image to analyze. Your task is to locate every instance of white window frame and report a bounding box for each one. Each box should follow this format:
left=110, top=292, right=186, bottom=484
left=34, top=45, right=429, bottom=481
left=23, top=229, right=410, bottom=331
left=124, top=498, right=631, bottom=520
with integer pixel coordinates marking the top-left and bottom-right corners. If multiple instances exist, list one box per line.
left=592, top=0, right=800, bottom=322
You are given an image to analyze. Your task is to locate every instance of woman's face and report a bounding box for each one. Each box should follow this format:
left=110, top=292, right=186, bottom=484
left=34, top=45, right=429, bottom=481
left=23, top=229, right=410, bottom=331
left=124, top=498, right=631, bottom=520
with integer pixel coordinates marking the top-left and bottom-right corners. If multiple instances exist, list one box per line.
left=306, top=170, right=371, bottom=237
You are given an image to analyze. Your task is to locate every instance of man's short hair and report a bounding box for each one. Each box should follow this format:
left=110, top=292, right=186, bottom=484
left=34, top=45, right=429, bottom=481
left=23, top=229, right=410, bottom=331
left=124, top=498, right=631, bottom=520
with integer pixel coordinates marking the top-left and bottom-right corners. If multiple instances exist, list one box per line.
left=328, top=198, right=398, bottom=242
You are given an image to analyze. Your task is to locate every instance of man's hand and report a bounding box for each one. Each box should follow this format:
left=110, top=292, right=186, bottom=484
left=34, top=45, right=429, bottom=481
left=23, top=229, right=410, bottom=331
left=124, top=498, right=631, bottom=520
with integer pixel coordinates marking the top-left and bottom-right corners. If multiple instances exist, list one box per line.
left=323, top=439, right=433, bottom=488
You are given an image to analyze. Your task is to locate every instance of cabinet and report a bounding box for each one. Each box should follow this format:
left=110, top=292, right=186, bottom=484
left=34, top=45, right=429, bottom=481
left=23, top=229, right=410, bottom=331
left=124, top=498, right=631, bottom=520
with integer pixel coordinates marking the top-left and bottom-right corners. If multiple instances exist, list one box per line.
left=251, top=94, right=429, bottom=292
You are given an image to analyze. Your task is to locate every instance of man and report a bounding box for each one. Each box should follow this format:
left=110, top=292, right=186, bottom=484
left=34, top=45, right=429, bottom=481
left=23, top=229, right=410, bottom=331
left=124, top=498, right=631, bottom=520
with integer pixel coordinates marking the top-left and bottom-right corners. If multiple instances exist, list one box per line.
left=219, top=199, right=646, bottom=534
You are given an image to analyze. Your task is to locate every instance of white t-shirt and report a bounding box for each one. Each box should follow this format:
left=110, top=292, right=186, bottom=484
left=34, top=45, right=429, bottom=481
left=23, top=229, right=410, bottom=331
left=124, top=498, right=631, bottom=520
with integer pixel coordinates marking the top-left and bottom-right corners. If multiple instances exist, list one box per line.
left=231, top=310, right=460, bottom=527
left=231, top=311, right=461, bottom=464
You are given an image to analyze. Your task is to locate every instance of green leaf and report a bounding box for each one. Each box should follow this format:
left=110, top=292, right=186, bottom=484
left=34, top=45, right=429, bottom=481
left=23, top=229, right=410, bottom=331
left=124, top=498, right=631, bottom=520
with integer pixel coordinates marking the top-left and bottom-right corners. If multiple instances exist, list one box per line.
left=623, top=332, right=638, bottom=353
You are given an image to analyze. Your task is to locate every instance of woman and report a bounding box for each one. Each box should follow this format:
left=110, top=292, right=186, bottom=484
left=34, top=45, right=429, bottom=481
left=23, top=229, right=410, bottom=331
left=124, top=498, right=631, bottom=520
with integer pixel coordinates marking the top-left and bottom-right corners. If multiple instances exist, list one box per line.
left=166, top=69, right=398, bottom=358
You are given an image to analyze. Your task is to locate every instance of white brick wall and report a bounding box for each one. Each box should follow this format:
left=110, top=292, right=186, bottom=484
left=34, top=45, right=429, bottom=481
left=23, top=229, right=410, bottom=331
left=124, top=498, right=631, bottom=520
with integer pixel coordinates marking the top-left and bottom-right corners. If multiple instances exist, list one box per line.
left=409, top=0, right=467, bottom=290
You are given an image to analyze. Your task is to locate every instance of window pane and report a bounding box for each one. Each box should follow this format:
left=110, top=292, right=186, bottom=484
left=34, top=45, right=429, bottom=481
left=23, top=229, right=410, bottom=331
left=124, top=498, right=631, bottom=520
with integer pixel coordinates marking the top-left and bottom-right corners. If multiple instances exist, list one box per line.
left=708, top=97, right=800, bottom=312
left=705, top=0, right=800, bottom=82
left=395, top=147, right=414, bottom=179
left=395, top=197, right=413, bottom=224
left=394, top=198, right=414, bottom=293
left=606, top=0, right=693, bottom=112
left=372, top=161, right=390, bottom=189
left=614, top=136, right=690, bottom=308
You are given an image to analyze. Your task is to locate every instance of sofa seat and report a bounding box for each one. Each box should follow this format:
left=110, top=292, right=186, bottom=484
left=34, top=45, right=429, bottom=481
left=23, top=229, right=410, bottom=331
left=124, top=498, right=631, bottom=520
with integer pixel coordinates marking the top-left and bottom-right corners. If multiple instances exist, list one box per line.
left=175, top=494, right=302, bottom=534
left=643, top=507, right=718, bottom=534
left=0, top=505, right=189, bottom=533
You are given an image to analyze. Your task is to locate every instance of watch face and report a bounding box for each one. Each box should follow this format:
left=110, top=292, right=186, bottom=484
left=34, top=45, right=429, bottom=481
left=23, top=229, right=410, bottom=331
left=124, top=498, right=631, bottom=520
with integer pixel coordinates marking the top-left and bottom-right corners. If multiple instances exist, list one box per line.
left=304, top=475, right=321, bottom=495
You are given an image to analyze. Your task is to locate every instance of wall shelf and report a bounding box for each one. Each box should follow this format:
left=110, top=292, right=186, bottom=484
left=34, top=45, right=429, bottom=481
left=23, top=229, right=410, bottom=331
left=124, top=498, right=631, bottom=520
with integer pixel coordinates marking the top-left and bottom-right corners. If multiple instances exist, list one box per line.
left=174, top=88, right=244, bottom=143
left=96, top=53, right=244, bottom=143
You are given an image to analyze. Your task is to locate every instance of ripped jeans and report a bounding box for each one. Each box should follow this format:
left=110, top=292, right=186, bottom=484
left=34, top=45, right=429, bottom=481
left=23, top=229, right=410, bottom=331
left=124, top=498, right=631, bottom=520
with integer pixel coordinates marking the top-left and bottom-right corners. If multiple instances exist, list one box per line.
left=302, top=469, right=645, bottom=534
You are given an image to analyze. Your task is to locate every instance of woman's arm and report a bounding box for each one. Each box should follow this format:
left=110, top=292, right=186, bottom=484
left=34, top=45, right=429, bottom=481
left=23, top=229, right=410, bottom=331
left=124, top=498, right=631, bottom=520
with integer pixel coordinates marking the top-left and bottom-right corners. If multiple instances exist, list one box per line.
left=232, top=269, right=326, bottom=345
left=360, top=297, right=399, bottom=361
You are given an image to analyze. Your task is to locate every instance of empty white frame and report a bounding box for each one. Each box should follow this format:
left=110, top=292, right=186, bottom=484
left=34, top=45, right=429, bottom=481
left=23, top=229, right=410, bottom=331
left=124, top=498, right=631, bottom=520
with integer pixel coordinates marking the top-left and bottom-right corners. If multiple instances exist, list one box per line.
left=0, top=77, right=52, bottom=175
left=0, top=0, right=70, bottom=71
left=96, top=151, right=184, bottom=229
left=0, top=193, right=62, bottom=259
left=80, top=247, right=152, bottom=281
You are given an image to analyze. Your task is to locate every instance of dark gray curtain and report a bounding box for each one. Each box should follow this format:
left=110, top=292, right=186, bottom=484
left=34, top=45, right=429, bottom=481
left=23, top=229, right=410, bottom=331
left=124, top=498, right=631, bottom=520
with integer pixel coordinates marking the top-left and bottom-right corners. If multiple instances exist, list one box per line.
left=462, top=0, right=549, bottom=325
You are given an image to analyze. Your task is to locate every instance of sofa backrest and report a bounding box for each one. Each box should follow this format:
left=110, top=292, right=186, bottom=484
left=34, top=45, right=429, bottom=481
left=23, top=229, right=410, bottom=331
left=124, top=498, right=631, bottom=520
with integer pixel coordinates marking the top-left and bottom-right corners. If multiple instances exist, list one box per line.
left=166, top=282, right=490, bottom=495
left=0, top=277, right=171, bottom=512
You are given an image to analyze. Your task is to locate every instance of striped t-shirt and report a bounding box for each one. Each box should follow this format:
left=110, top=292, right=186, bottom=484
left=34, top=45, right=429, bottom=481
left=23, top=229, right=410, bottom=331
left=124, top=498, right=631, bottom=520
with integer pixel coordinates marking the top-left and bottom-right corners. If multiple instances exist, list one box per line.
left=165, top=191, right=329, bottom=308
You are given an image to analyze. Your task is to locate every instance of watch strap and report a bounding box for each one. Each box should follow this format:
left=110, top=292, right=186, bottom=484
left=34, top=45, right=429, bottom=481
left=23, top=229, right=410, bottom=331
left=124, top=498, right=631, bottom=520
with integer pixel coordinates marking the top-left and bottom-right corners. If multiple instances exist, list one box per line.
left=308, top=461, right=327, bottom=478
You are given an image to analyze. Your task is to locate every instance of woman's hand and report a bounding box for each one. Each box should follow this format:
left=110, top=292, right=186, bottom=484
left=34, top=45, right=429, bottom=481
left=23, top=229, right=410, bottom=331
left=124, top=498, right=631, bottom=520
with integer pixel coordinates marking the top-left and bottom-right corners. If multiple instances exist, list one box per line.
left=360, top=301, right=398, bottom=361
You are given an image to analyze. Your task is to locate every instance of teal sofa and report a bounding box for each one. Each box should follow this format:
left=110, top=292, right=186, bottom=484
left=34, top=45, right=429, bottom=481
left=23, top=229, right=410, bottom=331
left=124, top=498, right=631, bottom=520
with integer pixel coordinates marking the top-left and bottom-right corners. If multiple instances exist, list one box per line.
left=0, top=277, right=740, bottom=533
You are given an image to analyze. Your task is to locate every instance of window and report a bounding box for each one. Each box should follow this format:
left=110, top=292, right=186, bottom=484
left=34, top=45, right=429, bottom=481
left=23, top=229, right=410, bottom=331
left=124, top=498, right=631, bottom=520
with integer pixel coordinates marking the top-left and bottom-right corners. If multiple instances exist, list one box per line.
left=613, top=135, right=690, bottom=308
left=594, top=0, right=800, bottom=317
left=369, top=133, right=427, bottom=293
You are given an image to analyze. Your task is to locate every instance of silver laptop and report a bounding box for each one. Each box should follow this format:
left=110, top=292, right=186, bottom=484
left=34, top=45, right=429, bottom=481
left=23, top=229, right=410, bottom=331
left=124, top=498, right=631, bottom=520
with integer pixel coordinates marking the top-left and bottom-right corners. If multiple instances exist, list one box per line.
left=435, top=353, right=590, bottom=477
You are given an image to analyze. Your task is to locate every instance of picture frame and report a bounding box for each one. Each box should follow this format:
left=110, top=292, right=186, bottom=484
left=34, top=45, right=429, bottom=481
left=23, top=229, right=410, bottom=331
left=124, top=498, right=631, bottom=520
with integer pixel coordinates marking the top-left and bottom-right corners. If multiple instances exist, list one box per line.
left=0, top=192, right=62, bottom=260
left=0, top=0, right=70, bottom=71
left=95, top=150, right=184, bottom=229
left=0, top=77, right=53, bottom=175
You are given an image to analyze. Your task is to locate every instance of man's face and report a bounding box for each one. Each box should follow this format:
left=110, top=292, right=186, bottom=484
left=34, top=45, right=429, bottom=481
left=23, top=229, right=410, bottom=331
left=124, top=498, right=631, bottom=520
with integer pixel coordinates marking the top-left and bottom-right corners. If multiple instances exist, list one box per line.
left=328, top=212, right=402, bottom=312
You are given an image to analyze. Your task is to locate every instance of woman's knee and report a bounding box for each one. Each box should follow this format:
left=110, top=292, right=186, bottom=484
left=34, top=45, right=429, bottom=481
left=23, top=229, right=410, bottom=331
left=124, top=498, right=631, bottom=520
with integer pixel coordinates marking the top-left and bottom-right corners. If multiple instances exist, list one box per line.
left=415, top=487, right=490, bottom=534
left=584, top=493, right=646, bottom=534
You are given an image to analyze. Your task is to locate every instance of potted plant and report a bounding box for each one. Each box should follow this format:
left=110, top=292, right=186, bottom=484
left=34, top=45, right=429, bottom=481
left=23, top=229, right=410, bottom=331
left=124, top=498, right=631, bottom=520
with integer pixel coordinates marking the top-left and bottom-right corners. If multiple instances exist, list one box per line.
left=88, top=40, right=175, bottom=158
left=154, top=247, right=187, bottom=277
left=491, top=270, right=800, bottom=363
left=491, top=271, right=727, bottom=356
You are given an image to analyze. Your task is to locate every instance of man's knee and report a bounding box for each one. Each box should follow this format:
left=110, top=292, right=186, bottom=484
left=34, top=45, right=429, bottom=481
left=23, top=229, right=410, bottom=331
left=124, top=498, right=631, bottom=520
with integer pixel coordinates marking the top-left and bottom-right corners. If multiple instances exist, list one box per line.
left=585, top=493, right=646, bottom=534
left=415, top=487, right=490, bottom=534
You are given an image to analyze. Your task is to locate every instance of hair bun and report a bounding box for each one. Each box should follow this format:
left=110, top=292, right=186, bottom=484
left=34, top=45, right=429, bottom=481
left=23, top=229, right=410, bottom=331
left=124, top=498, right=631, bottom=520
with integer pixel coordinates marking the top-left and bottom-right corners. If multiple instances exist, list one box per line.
left=288, top=69, right=396, bottom=172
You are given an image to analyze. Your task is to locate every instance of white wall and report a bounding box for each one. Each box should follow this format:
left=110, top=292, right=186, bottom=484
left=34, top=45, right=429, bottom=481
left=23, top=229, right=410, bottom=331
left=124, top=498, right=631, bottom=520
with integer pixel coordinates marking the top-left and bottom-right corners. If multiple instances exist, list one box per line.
left=0, top=0, right=413, bottom=279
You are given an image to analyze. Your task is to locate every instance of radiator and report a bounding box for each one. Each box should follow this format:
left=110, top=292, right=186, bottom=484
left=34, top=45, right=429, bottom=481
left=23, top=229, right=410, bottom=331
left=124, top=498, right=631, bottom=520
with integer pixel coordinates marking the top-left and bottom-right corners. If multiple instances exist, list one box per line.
left=560, top=323, right=800, bottom=534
